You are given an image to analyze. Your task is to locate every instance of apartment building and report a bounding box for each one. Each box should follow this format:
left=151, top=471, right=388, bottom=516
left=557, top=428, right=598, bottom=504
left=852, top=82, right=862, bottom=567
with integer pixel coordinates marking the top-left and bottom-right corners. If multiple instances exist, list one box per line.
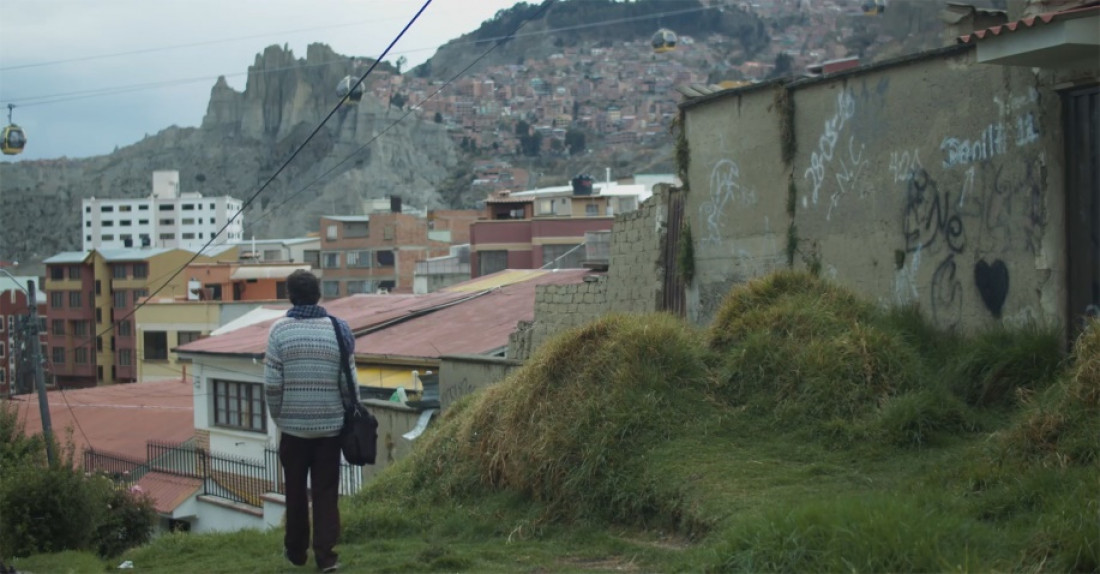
left=82, top=170, right=244, bottom=252
left=469, top=175, right=671, bottom=277
left=316, top=206, right=479, bottom=297
left=0, top=274, right=47, bottom=397
left=43, top=247, right=231, bottom=387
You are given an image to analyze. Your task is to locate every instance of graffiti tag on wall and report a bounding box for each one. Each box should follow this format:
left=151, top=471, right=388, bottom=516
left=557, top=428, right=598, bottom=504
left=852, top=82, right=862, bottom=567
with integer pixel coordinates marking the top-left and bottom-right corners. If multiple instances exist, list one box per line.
left=804, top=90, right=858, bottom=206
left=699, top=159, right=757, bottom=244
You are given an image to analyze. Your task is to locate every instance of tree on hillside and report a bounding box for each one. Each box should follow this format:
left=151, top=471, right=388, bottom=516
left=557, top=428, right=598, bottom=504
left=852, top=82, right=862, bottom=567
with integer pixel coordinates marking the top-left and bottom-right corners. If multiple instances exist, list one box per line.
left=565, top=129, right=586, bottom=156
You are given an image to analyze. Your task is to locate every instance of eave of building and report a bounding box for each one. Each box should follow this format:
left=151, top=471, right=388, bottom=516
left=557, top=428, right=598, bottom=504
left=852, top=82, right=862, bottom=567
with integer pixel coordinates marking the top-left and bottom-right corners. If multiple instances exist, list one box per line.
left=958, top=5, right=1100, bottom=68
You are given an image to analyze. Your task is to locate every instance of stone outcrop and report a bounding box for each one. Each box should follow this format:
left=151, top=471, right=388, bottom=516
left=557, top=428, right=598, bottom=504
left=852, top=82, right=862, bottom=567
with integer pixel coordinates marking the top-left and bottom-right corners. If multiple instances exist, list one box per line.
left=0, top=43, right=459, bottom=267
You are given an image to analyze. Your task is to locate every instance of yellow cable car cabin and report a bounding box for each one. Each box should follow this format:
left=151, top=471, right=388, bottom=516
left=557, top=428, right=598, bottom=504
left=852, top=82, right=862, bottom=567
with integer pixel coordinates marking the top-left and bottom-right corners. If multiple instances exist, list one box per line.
left=336, top=75, right=364, bottom=105
left=1, top=124, right=25, bottom=156
left=652, top=28, right=677, bottom=54
left=862, top=0, right=885, bottom=15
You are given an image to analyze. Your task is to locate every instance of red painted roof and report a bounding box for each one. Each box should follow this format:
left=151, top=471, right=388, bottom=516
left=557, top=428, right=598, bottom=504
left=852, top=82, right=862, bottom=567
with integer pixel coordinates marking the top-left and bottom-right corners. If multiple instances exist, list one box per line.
left=179, top=269, right=593, bottom=359
left=13, top=379, right=195, bottom=463
left=358, top=269, right=590, bottom=358
left=958, top=3, right=1100, bottom=44
left=177, top=291, right=475, bottom=356
left=135, top=472, right=203, bottom=514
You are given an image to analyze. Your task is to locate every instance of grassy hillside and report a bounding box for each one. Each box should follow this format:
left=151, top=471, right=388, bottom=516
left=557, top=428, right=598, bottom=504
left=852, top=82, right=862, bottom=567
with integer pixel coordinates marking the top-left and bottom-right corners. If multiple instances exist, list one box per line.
left=13, top=271, right=1098, bottom=573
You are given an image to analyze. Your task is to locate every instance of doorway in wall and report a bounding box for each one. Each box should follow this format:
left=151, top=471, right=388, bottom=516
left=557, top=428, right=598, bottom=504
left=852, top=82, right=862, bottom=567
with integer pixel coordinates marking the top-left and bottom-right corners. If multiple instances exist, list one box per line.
left=1063, top=85, right=1100, bottom=341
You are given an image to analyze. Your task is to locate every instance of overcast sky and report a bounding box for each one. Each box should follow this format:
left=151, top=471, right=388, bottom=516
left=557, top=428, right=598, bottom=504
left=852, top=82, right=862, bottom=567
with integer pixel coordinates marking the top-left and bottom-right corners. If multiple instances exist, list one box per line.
left=0, top=0, right=519, bottom=161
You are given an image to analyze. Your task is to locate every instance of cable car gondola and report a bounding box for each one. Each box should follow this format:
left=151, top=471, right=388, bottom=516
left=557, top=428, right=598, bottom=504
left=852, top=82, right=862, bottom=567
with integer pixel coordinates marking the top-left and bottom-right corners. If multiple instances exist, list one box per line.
left=2, top=104, right=26, bottom=156
left=652, top=28, right=677, bottom=54
left=336, top=75, right=364, bottom=105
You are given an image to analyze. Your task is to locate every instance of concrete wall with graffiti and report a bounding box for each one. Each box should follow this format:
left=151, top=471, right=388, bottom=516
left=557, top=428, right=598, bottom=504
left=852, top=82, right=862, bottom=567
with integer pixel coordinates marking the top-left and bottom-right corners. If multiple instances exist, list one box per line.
left=682, top=45, right=1068, bottom=331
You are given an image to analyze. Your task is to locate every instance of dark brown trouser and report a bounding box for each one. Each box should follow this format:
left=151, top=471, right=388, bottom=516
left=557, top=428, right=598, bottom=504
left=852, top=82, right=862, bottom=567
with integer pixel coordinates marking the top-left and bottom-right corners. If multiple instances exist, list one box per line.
left=279, top=432, right=342, bottom=569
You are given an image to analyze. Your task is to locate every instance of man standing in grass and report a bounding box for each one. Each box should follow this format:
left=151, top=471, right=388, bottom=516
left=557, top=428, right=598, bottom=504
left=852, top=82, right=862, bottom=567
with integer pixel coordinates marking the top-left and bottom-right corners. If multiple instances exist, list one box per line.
left=265, top=269, right=358, bottom=573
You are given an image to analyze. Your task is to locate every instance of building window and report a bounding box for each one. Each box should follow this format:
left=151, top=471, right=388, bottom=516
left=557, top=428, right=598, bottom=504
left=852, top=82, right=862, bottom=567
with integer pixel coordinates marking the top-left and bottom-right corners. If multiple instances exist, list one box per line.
left=181, top=233, right=196, bottom=240
left=101, top=205, right=114, bottom=213
left=479, top=250, right=508, bottom=276
left=119, top=205, right=132, bottom=212
left=52, top=347, right=65, bottom=365
left=113, top=265, right=127, bottom=279
left=51, top=319, right=65, bottom=336
left=96, top=308, right=103, bottom=323
left=542, top=244, right=584, bottom=269
left=177, top=331, right=202, bottom=346
left=118, top=320, right=131, bottom=337
left=303, top=251, right=320, bottom=268
left=0, top=342, right=5, bottom=358
left=143, top=331, right=168, bottom=360
left=102, top=234, right=115, bottom=241
left=326, top=225, right=338, bottom=240
left=346, top=280, right=371, bottom=294
left=68, top=266, right=82, bottom=280
left=73, top=320, right=89, bottom=336
left=182, top=204, right=195, bottom=211
left=383, top=225, right=395, bottom=240
left=346, top=251, right=371, bottom=268
left=537, top=198, right=555, bottom=215
left=181, top=218, right=195, bottom=225
left=375, top=250, right=395, bottom=267
left=120, top=220, right=132, bottom=227
left=50, top=267, right=64, bottom=280
left=133, top=263, right=148, bottom=278
left=585, top=203, right=599, bottom=216
left=132, top=289, right=148, bottom=305
left=51, top=292, right=63, bottom=308
left=322, top=252, right=340, bottom=269
left=102, top=220, right=114, bottom=227
left=213, top=380, right=266, bottom=432
left=276, top=281, right=288, bottom=300
left=95, top=280, right=102, bottom=295
left=344, top=221, right=368, bottom=238
left=68, top=291, right=82, bottom=308
left=159, top=233, right=174, bottom=240
left=158, top=204, right=175, bottom=211
left=113, top=291, right=127, bottom=308
left=322, top=281, right=340, bottom=298
left=138, top=205, right=149, bottom=211
left=118, top=349, right=132, bottom=366
left=74, top=348, right=88, bottom=364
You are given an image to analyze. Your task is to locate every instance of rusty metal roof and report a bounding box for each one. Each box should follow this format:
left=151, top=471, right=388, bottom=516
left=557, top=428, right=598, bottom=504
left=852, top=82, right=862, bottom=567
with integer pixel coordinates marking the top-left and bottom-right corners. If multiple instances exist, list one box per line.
left=358, top=269, right=591, bottom=358
left=958, top=3, right=1100, bottom=43
left=13, top=379, right=195, bottom=463
left=178, top=269, right=593, bottom=359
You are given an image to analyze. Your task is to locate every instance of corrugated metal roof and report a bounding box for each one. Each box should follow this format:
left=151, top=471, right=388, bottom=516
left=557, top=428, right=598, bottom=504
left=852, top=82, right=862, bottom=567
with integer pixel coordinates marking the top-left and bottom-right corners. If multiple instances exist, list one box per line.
left=135, top=472, right=203, bottom=514
left=99, top=248, right=175, bottom=261
left=177, top=290, right=475, bottom=356
left=323, top=215, right=370, bottom=222
left=14, top=379, right=195, bottom=463
left=43, top=251, right=91, bottom=264
left=958, top=3, right=1100, bottom=43
left=358, top=269, right=590, bottom=358
left=179, top=269, right=593, bottom=359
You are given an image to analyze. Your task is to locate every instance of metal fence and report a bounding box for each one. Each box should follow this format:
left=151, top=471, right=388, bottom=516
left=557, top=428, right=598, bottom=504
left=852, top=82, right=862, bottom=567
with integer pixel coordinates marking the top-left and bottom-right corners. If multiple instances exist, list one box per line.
left=265, top=448, right=363, bottom=497
left=85, top=441, right=364, bottom=509
left=83, top=449, right=148, bottom=487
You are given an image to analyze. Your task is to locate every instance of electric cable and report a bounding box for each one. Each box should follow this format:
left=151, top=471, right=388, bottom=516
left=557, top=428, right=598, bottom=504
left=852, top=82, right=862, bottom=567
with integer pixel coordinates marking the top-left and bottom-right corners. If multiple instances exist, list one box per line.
left=30, top=0, right=437, bottom=453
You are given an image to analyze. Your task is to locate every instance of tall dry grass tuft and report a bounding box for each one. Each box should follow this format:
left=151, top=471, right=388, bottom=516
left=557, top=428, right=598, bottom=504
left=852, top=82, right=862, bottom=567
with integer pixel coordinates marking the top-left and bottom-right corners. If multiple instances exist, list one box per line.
left=706, top=271, right=924, bottom=436
left=393, top=313, right=710, bottom=527
left=1000, top=320, right=1100, bottom=467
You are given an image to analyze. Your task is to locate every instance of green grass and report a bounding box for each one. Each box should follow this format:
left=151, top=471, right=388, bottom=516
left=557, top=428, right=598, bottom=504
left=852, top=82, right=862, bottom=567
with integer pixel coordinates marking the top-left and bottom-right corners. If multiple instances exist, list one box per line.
left=11, top=271, right=1098, bottom=573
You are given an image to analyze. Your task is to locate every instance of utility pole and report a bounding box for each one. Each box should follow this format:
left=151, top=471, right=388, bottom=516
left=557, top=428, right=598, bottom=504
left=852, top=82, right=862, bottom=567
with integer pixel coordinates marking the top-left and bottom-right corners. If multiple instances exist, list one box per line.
left=26, top=280, right=55, bottom=466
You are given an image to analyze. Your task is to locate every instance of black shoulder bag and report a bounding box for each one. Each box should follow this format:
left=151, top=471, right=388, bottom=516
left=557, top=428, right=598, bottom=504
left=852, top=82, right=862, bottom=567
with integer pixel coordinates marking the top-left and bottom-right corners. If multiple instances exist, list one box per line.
left=330, top=316, right=378, bottom=466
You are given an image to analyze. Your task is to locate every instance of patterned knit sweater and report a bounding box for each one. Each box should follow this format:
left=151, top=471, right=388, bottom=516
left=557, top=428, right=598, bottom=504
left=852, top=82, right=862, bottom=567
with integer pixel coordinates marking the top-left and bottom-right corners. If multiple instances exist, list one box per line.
left=264, top=305, right=360, bottom=438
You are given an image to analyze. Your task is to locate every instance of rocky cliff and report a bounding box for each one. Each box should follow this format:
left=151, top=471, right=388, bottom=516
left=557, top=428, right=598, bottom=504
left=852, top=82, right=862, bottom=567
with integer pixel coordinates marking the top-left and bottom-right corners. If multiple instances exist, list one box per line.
left=0, top=43, right=459, bottom=267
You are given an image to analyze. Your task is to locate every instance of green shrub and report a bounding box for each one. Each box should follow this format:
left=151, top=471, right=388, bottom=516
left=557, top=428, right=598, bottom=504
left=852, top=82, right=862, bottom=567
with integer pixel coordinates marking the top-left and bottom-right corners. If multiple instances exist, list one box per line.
left=93, top=483, right=157, bottom=558
left=875, top=387, right=976, bottom=448
left=0, top=465, right=107, bottom=558
left=949, top=325, right=1063, bottom=408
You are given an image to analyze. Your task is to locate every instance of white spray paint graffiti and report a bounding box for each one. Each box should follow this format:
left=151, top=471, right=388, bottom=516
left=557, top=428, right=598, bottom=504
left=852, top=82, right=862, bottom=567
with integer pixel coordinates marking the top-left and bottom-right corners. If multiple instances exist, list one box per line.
left=1016, top=112, right=1040, bottom=146
left=889, top=149, right=923, bottom=184
left=827, top=137, right=868, bottom=221
left=699, top=159, right=757, bottom=243
left=940, top=123, right=1008, bottom=168
left=894, top=244, right=922, bottom=306
left=804, top=90, right=857, bottom=205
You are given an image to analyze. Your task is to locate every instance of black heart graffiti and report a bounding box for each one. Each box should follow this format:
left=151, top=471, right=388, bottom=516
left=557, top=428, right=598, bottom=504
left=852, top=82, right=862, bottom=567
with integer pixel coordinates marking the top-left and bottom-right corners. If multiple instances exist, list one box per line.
left=974, top=259, right=1009, bottom=318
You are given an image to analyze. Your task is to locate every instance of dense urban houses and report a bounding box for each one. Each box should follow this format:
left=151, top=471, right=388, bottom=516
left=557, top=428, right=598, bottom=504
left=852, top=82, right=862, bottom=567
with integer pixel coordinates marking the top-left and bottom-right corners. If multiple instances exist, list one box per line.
left=0, top=272, right=47, bottom=397
left=315, top=200, right=480, bottom=296
left=228, top=237, right=320, bottom=264
left=82, top=170, right=245, bottom=251
left=469, top=174, right=676, bottom=277
left=42, top=246, right=235, bottom=387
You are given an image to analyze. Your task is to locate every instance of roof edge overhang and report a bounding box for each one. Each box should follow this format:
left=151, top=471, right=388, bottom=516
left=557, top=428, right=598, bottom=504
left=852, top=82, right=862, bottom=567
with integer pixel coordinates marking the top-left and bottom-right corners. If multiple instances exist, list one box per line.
left=355, top=353, right=441, bottom=366
left=970, top=12, right=1100, bottom=68
left=177, top=350, right=265, bottom=360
